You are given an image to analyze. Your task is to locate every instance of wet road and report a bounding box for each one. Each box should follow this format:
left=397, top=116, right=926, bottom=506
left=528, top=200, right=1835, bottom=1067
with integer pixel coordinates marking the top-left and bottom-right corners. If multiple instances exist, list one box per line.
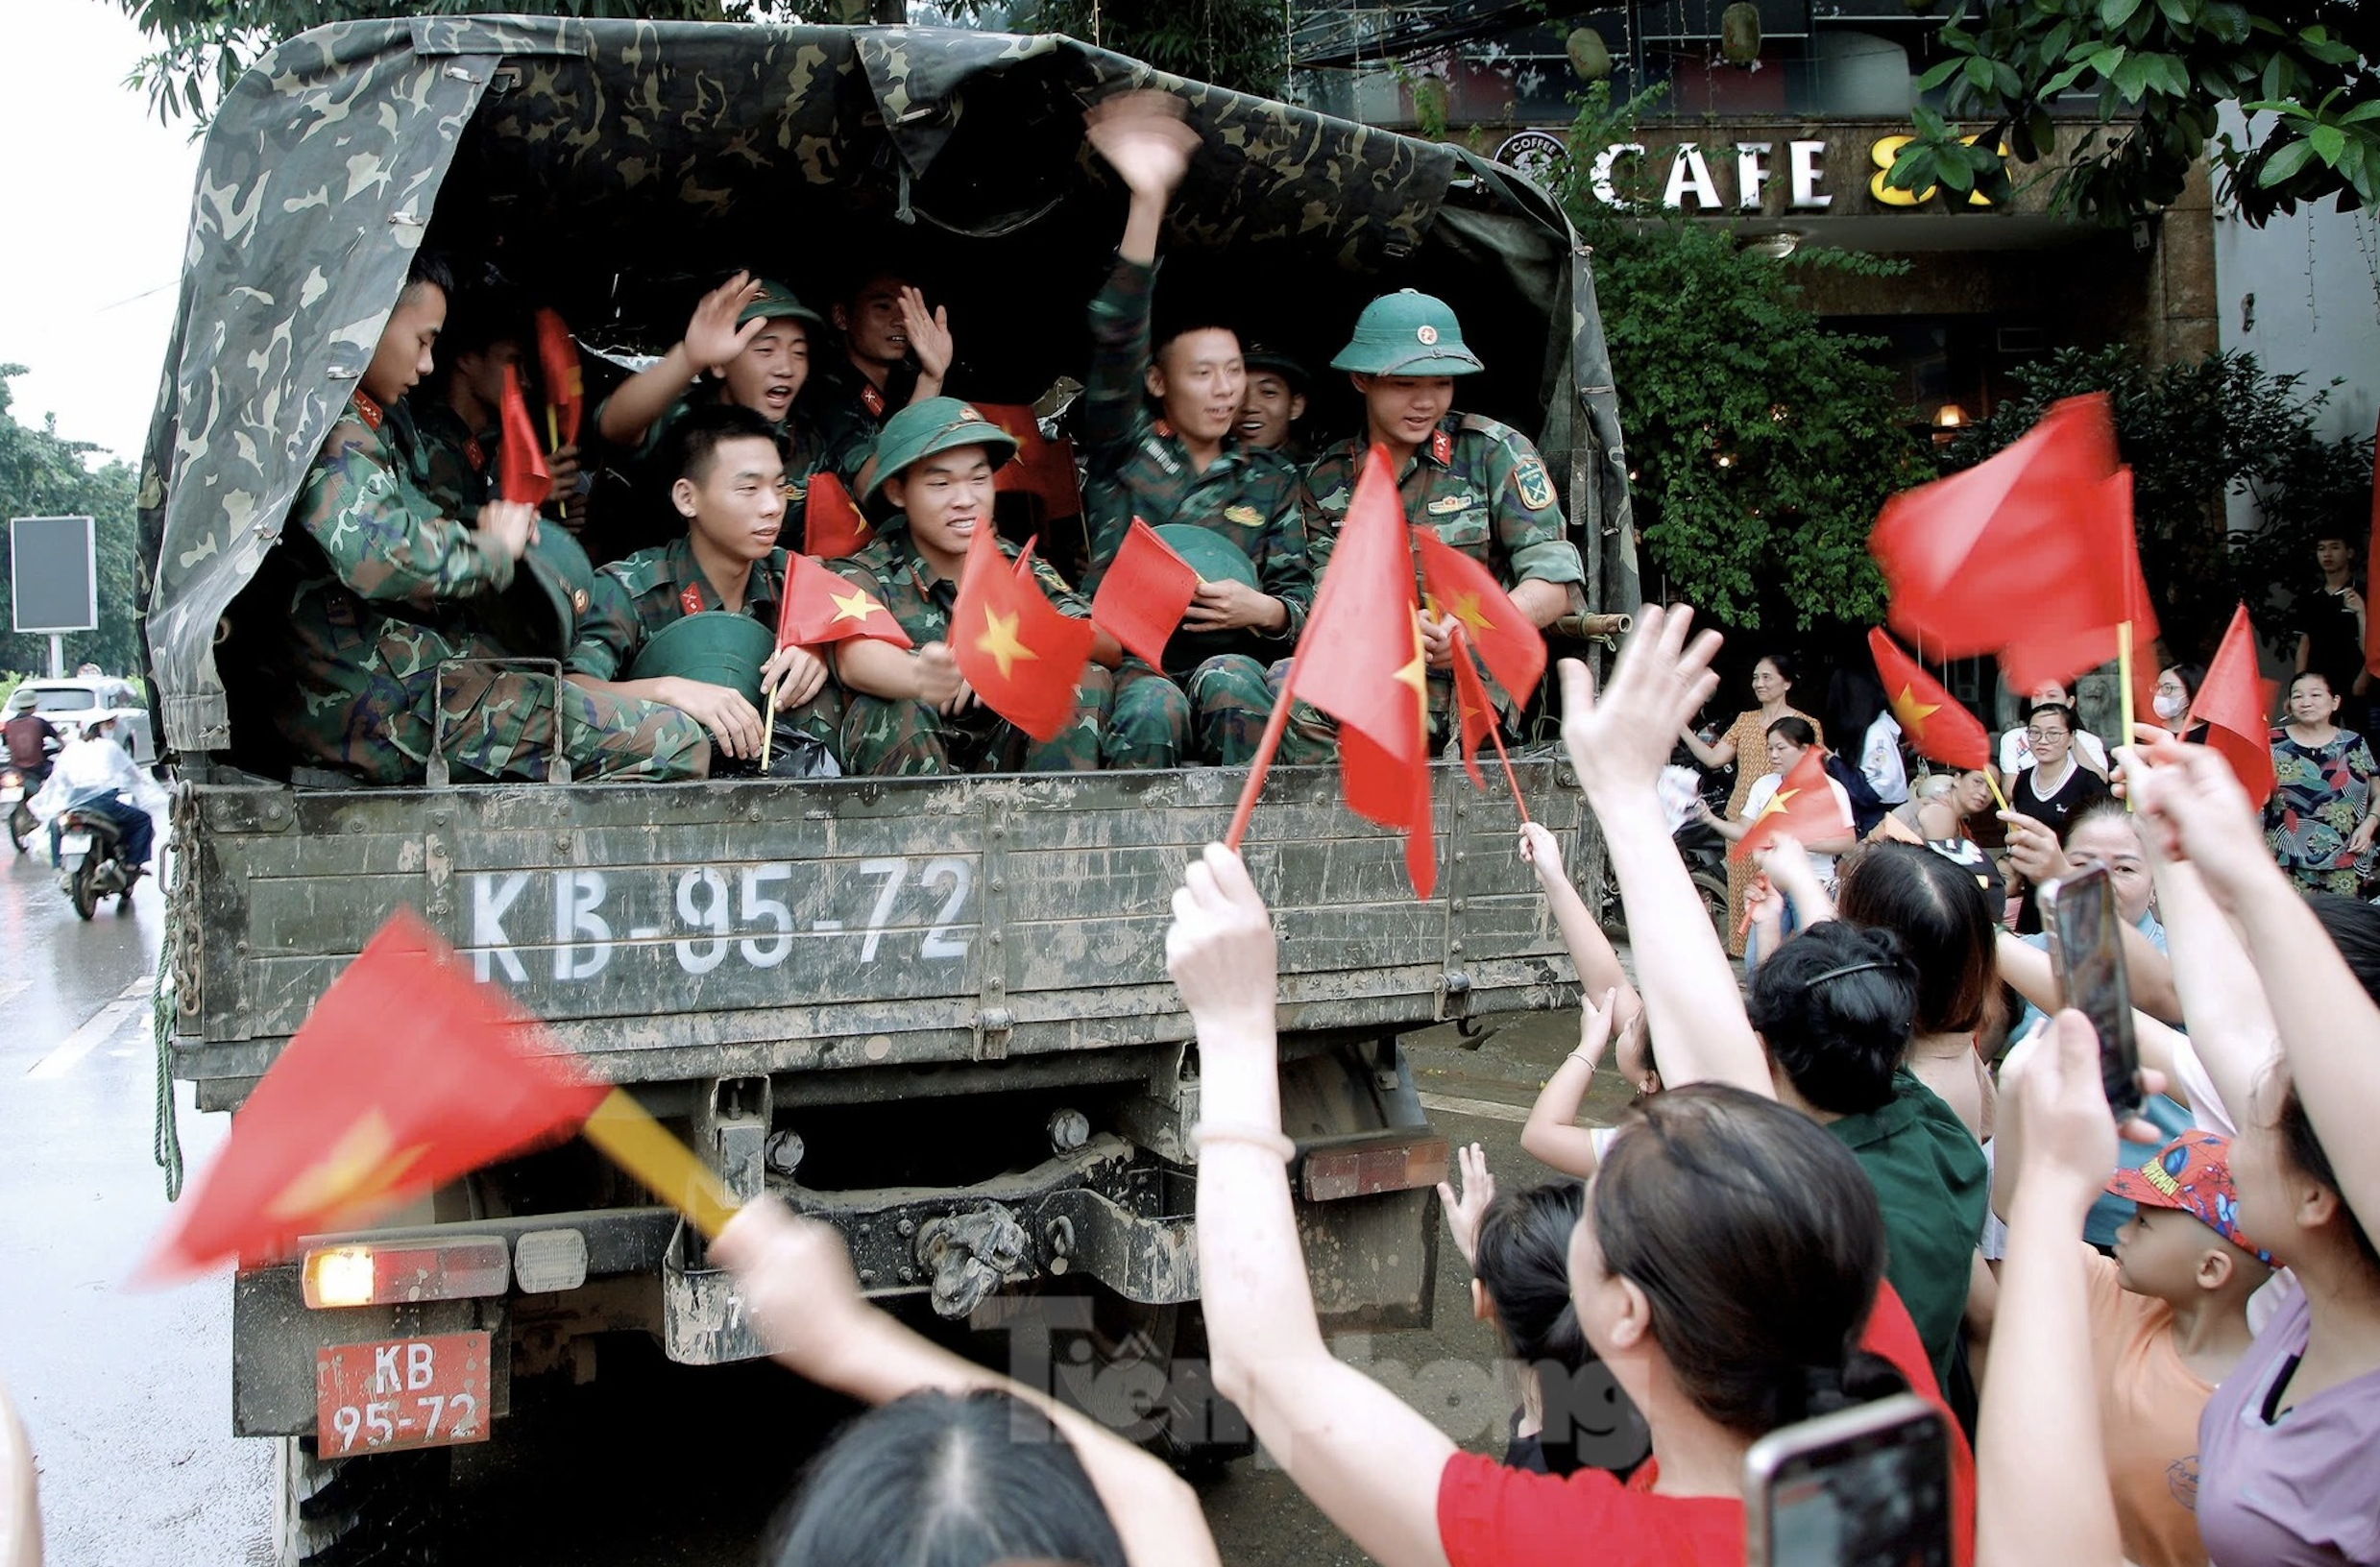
left=0, top=828, right=1631, bottom=1567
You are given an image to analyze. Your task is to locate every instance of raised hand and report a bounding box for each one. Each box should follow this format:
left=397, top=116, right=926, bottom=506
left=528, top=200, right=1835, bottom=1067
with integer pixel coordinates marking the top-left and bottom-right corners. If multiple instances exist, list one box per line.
left=1518, top=820, right=1566, bottom=883
left=1556, top=605, right=1722, bottom=804
left=2125, top=738, right=2280, bottom=905
left=1166, top=843, right=1278, bottom=1044
left=711, top=1197, right=874, bottom=1384
left=1083, top=90, right=1200, bottom=200
left=1998, top=809, right=2072, bottom=886
left=1434, top=1142, right=1495, bottom=1268
left=898, top=287, right=954, bottom=386
left=684, top=272, right=768, bottom=375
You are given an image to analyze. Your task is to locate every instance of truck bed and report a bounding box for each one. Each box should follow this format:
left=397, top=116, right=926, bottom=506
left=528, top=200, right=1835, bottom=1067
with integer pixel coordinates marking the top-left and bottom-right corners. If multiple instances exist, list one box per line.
left=169, top=760, right=1595, bottom=1107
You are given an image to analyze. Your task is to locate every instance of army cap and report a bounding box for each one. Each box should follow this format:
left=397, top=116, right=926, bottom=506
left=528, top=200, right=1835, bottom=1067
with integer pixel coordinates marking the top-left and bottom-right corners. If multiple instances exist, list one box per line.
left=1153, top=523, right=1261, bottom=591
left=738, top=278, right=826, bottom=331
left=627, top=611, right=777, bottom=708
left=1329, top=290, right=1485, bottom=376
left=1241, top=344, right=1309, bottom=391
left=862, top=397, right=1018, bottom=503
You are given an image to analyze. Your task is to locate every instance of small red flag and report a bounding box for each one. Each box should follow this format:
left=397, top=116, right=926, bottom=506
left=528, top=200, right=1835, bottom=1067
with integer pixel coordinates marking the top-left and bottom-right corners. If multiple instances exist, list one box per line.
left=1867, top=628, right=1991, bottom=771
left=534, top=308, right=583, bottom=448
left=1871, top=394, right=2124, bottom=657
left=1414, top=528, right=1547, bottom=710
left=2188, top=604, right=2277, bottom=809
left=978, top=402, right=1083, bottom=519
left=1728, top=747, right=1853, bottom=863
left=950, top=519, right=1094, bottom=742
left=142, top=911, right=609, bottom=1282
left=1447, top=631, right=1496, bottom=788
left=498, top=364, right=552, bottom=509
left=778, top=553, right=912, bottom=650
left=1998, top=466, right=2159, bottom=718
left=1090, top=518, right=1200, bottom=671
left=2365, top=409, right=2380, bottom=680
left=804, top=471, right=875, bottom=561
left=1294, top=446, right=1436, bottom=898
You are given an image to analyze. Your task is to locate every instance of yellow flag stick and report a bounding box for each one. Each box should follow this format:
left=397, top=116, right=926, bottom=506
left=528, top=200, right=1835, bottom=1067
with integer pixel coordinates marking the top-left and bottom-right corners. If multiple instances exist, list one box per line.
left=580, top=1086, right=738, bottom=1240
left=2118, top=620, right=2136, bottom=809
left=546, top=406, right=560, bottom=452
left=1984, top=768, right=2010, bottom=813
left=759, top=690, right=776, bottom=774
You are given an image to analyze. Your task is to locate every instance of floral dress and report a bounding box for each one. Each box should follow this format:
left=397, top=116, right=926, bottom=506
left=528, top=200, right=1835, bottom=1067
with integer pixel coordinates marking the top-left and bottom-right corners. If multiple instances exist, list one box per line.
left=2266, top=726, right=2378, bottom=896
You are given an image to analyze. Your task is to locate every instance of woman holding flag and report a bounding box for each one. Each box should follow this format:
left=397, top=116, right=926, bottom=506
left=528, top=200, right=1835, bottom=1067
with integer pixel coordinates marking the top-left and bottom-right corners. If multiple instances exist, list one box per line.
left=1678, top=654, right=1824, bottom=952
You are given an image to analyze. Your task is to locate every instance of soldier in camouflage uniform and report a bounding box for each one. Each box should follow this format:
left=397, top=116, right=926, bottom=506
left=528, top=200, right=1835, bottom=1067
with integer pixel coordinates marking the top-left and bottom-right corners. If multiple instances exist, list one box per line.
left=833, top=398, right=1114, bottom=774
left=1235, top=344, right=1311, bottom=462
left=405, top=282, right=589, bottom=536
left=802, top=269, right=959, bottom=493
left=566, top=404, right=842, bottom=775
left=257, top=253, right=707, bottom=785
left=1299, top=290, right=1586, bottom=744
left=1075, top=92, right=1313, bottom=768
left=591, top=273, right=852, bottom=563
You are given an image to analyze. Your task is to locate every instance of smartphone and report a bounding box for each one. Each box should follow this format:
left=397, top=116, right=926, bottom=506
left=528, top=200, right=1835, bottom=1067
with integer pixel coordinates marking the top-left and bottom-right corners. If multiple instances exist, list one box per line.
left=1744, top=1393, right=1953, bottom=1567
left=2041, top=863, right=2145, bottom=1121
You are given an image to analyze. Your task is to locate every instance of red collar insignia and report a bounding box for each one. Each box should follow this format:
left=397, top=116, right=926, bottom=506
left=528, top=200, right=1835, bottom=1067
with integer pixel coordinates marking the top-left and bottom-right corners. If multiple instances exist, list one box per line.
left=352, top=391, right=385, bottom=431
left=463, top=436, right=486, bottom=472
left=678, top=584, right=706, bottom=618
left=1154, top=419, right=1175, bottom=439
left=1430, top=429, right=1452, bottom=466
left=862, top=384, right=886, bottom=419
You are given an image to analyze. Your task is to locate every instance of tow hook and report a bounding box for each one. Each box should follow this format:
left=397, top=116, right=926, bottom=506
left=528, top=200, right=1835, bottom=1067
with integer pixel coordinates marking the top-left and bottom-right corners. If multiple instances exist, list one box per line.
left=913, top=1205, right=1034, bottom=1319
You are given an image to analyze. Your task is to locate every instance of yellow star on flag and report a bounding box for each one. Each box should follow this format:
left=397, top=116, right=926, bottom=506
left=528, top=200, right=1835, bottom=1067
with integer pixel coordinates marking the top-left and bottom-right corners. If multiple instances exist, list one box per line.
left=1395, top=621, right=1430, bottom=726
left=975, top=608, right=1038, bottom=681
left=1444, top=591, right=1495, bottom=636
left=829, top=586, right=886, bottom=626
left=1890, top=683, right=1939, bottom=732
left=263, top=1109, right=431, bottom=1223
left=1752, top=785, right=1801, bottom=824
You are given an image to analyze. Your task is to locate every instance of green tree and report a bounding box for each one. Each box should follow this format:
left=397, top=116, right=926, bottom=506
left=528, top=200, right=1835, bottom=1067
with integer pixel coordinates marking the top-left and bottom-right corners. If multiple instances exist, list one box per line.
left=1938, top=344, right=2370, bottom=661
left=1006, top=0, right=1286, bottom=95
left=1551, top=89, right=1926, bottom=631
left=0, top=369, right=143, bottom=678
left=1888, top=0, right=2379, bottom=225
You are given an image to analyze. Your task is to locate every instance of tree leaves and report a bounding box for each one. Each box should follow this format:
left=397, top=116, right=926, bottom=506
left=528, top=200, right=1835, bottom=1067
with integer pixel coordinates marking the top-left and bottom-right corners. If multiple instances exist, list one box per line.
left=0, top=371, right=144, bottom=679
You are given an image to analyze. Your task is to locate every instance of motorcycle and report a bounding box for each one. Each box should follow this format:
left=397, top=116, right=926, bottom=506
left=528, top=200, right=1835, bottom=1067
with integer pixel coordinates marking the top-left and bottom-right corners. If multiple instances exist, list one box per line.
left=1598, top=744, right=1734, bottom=943
left=0, top=767, right=37, bottom=855
left=55, top=805, right=142, bottom=920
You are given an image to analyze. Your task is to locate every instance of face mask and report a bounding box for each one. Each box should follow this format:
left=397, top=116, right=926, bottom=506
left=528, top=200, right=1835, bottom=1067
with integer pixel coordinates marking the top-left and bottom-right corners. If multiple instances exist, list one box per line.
left=2152, top=692, right=2186, bottom=721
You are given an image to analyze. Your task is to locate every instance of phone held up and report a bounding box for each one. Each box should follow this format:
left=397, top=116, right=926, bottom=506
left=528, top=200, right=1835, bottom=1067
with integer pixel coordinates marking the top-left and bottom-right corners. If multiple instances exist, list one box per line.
left=2040, top=863, right=2145, bottom=1121
left=1744, top=1392, right=1952, bottom=1567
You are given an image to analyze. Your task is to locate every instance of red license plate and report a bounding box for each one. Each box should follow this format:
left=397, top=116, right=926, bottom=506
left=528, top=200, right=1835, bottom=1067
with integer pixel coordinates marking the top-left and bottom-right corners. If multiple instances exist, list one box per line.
left=315, top=1331, right=493, bottom=1458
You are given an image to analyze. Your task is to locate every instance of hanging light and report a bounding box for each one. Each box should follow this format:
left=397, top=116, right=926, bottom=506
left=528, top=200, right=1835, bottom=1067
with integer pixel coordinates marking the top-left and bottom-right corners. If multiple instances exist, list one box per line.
left=1932, top=403, right=1968, bottom=429
left=1719, top=3, right=1761, bottom=65
left=1566, top=27, right=1614, bottom=82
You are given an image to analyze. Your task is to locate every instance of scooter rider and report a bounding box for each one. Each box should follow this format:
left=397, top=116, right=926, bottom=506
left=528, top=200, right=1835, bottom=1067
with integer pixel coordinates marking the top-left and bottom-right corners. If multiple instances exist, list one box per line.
left=3, top=690, right=60, bottom=791
left=29, top=715, right=161, bottom=873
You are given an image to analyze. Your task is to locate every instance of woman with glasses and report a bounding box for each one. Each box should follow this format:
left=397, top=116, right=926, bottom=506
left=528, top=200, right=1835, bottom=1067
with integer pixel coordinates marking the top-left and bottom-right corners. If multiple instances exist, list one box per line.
left=2004, top=702, right=2107, bottom=930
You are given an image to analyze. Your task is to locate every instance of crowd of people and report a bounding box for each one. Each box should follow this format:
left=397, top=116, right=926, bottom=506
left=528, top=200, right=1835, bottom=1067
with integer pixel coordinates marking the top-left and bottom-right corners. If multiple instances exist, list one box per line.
left=696, top=606, right=2380, bottom=1567
left=234, top=90, right=1583, bottom=790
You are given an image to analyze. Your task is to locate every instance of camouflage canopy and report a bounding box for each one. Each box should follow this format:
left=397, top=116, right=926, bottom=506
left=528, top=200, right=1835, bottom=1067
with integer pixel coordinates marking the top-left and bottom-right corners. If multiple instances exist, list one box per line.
left=138, top=16, right=1636, bottom=752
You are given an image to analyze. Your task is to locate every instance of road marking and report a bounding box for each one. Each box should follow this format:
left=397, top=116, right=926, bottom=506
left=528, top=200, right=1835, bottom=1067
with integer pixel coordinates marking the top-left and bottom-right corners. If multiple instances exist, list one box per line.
left=26, top=998, right=147, bottom=1080
left=0, top=980, right=27, bottom=1009
left=1416, top=1091, right=1533, bottom=1126
left=118, top=976, right=152, bottom=1000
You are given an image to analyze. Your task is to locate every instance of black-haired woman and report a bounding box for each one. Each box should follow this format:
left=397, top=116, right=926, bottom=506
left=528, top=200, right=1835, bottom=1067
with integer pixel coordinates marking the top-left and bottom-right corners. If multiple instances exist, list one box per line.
left=2153, top=661, right=2206, bottom=741
left=1677, top=651, right=1822, bottom=954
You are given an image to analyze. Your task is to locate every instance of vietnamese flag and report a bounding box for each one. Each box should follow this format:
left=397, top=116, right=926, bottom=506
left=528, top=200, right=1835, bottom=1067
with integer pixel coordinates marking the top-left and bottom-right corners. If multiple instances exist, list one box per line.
left=142, top=911, right=607, bottom=1281
left=979, top=402, right=1084, bottom=519
left=1867, top=628, right=1991, bottom=771
left=1415, top=528, right=1546, bottom=710
left=950, top=518, right=1094, bottom=742
left=1091, top=518, right=1200, bottom=671
left=777, top=552, right=912, bottom=650
left=534, top=308, right=583, bottom=447
left=1292, top=446, right=1437, bottom=897
left=1729, top=747, right=1853, bottom=864
left=2188, top=604, right=2277, bottom=809
left=1871, top=394, right=2124, bottom=657
left=804, top=471, right=875, bottom=561
left=498, top=365, right=552, bottom=509
left=1999, top=467, right=2159, bottom=717
left=1447, top=630, right=1497, bottom=789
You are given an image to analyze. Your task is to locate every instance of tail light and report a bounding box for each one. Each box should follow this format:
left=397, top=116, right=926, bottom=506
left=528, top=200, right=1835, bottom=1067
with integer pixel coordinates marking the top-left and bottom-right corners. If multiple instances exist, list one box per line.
left=302, top=1238, right=511, bottom=1309
left=1299, top=1134, right=1450, bottom=1202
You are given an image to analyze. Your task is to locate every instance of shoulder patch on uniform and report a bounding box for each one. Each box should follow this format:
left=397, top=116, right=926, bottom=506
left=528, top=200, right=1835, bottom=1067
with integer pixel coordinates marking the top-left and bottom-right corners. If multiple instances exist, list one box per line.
left=1513, top=455, right=1556, bottom=512
left=1224, top=504, right=1263, bottom=527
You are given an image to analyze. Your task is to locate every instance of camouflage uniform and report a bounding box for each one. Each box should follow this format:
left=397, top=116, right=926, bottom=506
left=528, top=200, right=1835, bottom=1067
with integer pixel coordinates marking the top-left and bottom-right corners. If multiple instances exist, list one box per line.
left=1077, top=256, right=1311, bottom=765
left=1300, top=413, right=1585, bottom=741
left=401, top=399, right=495, bottom=527
left=589, top=384, right=838, bottom=560
left=800, top=354, right=915, bottom=489
left=567, top=533, right=846, bottom=775
left=262, top=403, right=706, bottom=785
left=830, top=517, right=1111, bottom=774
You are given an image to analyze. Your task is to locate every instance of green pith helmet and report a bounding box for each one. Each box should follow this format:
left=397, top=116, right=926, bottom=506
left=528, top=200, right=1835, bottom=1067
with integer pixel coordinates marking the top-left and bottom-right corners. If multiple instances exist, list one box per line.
left=862, top=397, right=1019, bottom=503
left=627, top=611, right=777, bottom=707
left=1153, top=524, right=1260, bottom=591
left=1328, top=290, right=1485, bottom=377
left=477, top=525, right=598, bottom=662
left=738, top=278, right=826, bottom=331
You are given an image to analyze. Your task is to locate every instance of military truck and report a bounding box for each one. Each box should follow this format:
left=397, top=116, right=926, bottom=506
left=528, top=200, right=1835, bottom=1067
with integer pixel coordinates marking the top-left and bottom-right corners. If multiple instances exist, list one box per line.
left=138, top=16, right=1637, bottom=1562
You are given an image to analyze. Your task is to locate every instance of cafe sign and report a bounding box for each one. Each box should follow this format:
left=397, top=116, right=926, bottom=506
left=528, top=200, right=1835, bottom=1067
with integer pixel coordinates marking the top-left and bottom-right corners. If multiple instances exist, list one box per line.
left=1494, top=128, right=2002, bottom=212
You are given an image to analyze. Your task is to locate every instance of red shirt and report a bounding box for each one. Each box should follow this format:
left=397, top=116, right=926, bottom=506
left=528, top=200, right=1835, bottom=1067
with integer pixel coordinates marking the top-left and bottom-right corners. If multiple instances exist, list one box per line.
left=1437, top=1281, right=1976, bottom=1567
